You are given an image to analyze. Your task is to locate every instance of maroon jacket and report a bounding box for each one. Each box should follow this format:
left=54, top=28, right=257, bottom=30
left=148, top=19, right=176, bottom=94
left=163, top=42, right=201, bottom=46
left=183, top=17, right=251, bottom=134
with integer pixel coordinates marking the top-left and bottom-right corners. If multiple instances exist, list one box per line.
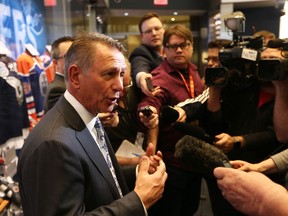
left=138, top=59, right=205, bottom=169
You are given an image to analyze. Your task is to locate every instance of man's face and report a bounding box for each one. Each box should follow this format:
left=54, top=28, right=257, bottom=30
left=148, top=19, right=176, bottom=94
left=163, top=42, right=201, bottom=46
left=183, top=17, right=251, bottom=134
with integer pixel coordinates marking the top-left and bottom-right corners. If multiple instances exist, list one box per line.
left=206, top=47, right=220, bottom=68
left=53, top=41, right=73, bottom=74
left=261, top=48, right=283, bottom=59
left=140, top=17, right=164, bottom=48
left=76, top=45, right=126, bottom=115
left=164, top=35, right=193, bottom=69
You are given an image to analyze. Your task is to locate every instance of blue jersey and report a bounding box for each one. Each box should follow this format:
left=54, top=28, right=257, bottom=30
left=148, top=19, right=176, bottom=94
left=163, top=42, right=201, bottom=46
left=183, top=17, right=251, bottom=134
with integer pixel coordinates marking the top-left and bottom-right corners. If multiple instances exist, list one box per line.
left=0, top=56, right=29, bottom=144
left=17, top=52, right=48, bottom=128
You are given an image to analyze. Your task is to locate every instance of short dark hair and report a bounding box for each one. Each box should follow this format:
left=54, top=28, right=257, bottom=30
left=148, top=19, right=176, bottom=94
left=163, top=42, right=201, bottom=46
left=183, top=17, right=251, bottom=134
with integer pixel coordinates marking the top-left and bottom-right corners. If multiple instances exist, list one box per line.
left=138, top=12, right=162, bottom=33
left=51, top=36, right=74, bottom=59
left=163, top=24, right=193, bottom=46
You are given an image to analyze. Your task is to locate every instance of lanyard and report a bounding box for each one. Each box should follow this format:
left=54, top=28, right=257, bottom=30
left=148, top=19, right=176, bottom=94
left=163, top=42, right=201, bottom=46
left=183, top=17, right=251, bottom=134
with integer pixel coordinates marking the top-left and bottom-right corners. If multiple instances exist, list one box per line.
left=177, top=70, right=195, bottom=98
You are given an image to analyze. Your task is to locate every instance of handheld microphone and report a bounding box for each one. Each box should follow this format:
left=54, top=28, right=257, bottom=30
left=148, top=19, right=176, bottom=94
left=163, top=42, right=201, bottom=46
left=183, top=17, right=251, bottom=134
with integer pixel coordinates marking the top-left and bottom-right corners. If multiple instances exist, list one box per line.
left=174, top=135, right=232, bottom=178
left=160, top=105, right=179, bottom=125
left=174, top=122, right=214, bottom=144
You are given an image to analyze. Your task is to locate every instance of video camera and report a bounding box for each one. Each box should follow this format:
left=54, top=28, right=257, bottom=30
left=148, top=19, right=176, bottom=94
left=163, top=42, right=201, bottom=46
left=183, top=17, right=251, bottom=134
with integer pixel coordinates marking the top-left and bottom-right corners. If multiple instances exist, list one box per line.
left=205, top=11, right=263, bottom=87
left=257, top=39, right=288, bottom=80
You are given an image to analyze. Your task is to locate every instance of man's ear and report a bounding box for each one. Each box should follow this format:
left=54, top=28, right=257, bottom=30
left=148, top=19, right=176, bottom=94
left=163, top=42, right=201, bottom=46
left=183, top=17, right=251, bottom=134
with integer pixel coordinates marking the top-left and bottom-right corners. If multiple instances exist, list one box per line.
left=68, top=65, right=81, bottom=88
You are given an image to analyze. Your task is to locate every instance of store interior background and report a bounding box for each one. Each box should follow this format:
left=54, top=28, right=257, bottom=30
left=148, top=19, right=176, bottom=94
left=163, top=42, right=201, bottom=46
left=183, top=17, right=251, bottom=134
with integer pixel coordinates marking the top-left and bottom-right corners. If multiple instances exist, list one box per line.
left=1, top=0, right=287, bottom=73
left=45, top=0, right=287, bottom=73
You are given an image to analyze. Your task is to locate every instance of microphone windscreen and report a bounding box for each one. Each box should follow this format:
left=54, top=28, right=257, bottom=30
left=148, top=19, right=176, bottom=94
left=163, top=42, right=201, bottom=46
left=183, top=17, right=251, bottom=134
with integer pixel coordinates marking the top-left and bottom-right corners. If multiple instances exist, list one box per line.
left=160, top=105, right=179, bottom=125
left=174, top=135, right=232, bottom=178
left=174, top=122, right=214, bottom=144
left=267, top=39, right=285, bottom=48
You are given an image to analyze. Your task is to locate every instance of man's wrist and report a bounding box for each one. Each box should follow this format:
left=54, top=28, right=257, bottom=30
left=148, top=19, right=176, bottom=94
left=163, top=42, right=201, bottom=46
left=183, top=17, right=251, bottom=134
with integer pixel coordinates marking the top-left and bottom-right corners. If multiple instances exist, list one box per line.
left=233, top=136, right=242, bottom=149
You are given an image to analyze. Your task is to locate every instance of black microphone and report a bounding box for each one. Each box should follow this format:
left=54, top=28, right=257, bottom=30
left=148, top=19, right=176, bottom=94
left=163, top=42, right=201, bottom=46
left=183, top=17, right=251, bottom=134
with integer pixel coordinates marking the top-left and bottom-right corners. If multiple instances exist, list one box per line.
left=174, top=135, right=232, bottom=178
left=160, top=105, right=179, bottom=125
left=174, top=122, right=214, bottom=144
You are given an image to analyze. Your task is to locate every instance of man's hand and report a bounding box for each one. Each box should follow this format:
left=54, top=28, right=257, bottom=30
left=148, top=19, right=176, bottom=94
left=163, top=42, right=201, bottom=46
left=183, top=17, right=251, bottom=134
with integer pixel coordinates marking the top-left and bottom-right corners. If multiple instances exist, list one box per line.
left=214, top=133, right=235, bottom=153
left=98, top=112, right=119, bottom=127
left=145, top=143, right=163, bottom=174
left=214, top=167, right=288, bottom=216
left=139, top=106, right=159, bottom=129
left=174, top=106, right=187, bottom=122
left=139, top=73, right=162, bottom=97
left=134, top=156, right=167, bottom=209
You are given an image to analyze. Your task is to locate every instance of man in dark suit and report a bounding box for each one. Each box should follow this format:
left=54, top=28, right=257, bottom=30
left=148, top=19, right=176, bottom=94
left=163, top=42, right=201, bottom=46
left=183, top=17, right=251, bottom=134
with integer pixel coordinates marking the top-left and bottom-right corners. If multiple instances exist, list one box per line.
left=129, top=12, right=164, bottom=97
left=43, top=36, right=74, bottom=113
left=17, top=32, right=167, bottom=216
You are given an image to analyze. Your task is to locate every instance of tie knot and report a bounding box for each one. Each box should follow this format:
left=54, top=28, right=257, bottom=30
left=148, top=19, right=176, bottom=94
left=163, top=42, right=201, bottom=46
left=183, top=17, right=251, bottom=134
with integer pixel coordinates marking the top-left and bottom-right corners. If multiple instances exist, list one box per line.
left=94, top=117, right=102, bottom=129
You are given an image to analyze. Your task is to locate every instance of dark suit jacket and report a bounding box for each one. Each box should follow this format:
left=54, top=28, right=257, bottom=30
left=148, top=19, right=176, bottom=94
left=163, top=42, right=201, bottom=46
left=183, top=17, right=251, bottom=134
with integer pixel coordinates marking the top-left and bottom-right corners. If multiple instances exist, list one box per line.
left=129, top=44, right=163, bottom=83
left=43, top=73, right=66, bottom=113
left=18, top=96, right=145, bottom=216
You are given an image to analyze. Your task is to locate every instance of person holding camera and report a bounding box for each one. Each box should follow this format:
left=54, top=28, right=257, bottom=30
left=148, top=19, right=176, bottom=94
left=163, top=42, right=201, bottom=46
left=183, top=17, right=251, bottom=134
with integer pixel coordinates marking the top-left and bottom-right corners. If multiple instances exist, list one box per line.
left=170, top=38, right=286, bottom=215
left=213, top=40, right=288, bottom=216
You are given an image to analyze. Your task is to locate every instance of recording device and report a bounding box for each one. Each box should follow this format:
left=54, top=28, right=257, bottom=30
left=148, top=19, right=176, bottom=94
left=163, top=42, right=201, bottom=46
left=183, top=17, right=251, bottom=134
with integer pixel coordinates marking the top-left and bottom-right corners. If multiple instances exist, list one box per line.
left=205, top=11, right=262, bottom=87
left=159, top=105, right=179, bottom=125
left=145, top=77, right=154, bottom=91
left=174, top=135, right=232, bottom=178
left=258, top=58, right=288, bottom=80
left=139, top=106, right=153, bottom=117
left=257, top=39, right=288, bottom=80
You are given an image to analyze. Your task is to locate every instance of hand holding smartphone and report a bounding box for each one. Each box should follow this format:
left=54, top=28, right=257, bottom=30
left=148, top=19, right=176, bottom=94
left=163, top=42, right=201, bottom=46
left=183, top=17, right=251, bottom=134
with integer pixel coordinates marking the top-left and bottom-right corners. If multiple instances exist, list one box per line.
left=145, top=77, right=154, bottom=92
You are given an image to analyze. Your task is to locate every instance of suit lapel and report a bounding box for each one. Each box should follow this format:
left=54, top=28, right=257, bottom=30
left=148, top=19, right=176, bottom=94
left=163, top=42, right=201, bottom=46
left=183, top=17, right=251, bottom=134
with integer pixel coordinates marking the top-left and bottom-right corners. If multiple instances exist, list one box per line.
left=57, top=96, right=122, bottom=199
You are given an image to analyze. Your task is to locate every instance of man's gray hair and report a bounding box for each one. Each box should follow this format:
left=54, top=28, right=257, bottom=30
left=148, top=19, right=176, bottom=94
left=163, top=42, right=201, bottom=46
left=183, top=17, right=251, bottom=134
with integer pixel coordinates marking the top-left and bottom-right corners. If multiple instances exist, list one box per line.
left=64, top=32, right=126, bottom=81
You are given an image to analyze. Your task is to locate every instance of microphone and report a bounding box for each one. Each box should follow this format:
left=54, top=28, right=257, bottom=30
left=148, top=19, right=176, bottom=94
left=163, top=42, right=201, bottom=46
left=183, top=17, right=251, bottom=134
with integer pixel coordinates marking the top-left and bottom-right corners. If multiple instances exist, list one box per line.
left=174, top=135, right=232, bottom=178
left=173, top=122, right=214, bottom=144
left=160, top=105, right=179, bottom=125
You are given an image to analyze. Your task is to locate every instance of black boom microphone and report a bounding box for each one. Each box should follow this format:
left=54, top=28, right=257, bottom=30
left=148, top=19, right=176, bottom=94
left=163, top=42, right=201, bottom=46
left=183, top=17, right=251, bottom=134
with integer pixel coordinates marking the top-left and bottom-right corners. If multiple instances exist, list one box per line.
left=174, top=135, right=232, bottom=178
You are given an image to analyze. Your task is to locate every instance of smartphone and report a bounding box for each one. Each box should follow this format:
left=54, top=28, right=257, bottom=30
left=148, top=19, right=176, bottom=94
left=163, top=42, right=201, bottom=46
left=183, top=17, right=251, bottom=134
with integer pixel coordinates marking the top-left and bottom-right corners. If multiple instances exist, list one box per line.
left=139, top=106, right=153, bottom=117
left=145, top=77, right=154, bottom=91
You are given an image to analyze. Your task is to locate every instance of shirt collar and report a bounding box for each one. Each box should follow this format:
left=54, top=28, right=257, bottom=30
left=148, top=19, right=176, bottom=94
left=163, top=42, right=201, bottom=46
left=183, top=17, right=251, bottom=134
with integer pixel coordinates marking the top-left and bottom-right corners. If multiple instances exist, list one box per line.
left=64, top=90, right=98, bottom=133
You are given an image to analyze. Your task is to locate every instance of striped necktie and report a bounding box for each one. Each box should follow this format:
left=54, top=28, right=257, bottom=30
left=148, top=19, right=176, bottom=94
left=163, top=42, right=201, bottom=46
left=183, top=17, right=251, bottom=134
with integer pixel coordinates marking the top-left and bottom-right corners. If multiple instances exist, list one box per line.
left=94, top=117, right=123, bottom=197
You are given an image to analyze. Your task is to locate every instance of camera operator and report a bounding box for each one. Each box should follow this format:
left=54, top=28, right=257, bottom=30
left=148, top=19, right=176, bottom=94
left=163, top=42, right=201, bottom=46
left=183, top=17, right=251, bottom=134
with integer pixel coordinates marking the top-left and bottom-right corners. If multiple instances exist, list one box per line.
left=199, top=37, right=288, bottom=215
left=212, top=42, right=288, bottom=216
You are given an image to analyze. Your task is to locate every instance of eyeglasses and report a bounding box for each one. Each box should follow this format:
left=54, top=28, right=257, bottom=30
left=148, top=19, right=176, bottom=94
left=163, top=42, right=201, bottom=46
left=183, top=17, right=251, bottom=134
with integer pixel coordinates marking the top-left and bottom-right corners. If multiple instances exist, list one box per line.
left=204, top=56, right=219, bottom=62
left=165, top=42, right=191, bottom=51
left=142, top=26, right=163, bottom=35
